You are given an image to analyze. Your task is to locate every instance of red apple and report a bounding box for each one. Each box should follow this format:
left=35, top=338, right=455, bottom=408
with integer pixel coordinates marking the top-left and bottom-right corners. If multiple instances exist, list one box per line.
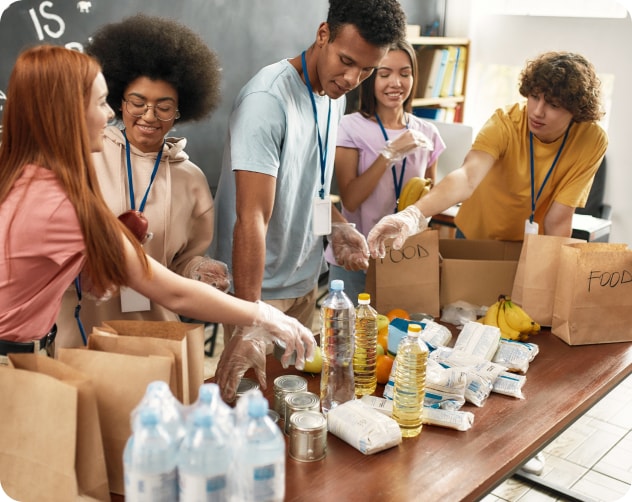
left=118, top=210, right=149, bottom=243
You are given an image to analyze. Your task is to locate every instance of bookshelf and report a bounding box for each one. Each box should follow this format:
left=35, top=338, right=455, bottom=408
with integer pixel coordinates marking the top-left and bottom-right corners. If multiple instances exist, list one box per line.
left=408, top=36, right=470, bottom=123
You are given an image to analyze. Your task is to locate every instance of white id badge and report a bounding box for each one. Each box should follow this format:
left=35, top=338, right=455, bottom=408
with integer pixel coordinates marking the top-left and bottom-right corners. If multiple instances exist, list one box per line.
left=313, top=196, right=332, bottom=235
left=120, top=286, right=151, bottom=312
left=524, top=219, right=539, bottom=235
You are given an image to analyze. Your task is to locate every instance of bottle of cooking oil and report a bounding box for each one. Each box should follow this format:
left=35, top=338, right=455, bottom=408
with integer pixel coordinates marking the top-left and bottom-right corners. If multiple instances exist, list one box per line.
left=353, top=293, right=378, bottom=397
left=392, top=323, right=428, bottom=438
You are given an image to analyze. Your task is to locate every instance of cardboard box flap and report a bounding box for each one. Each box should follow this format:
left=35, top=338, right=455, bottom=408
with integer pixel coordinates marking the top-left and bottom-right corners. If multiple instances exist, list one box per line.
left=439, top=239, right=523, bottom=261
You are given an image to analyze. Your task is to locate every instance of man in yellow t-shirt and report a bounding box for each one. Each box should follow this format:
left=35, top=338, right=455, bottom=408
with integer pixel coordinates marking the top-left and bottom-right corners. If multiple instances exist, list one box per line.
left=367, top=51, right=608, bottom=253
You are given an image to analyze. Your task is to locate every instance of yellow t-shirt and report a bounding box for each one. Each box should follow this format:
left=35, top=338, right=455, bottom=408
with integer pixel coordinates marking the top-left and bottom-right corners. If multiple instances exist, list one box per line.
left=455, top=102, right=607, bottom=241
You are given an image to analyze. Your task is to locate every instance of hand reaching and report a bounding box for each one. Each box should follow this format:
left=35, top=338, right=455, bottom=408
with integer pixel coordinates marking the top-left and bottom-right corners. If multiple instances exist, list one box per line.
left=215, top=301, right=316, bottom=402
left=380, top=129, right=434, bottom=163
left=367, top=205, right=428, bottom=259
left=328, top=223, right=369, bottom=271
left=183, top=256, right=232, bottom=292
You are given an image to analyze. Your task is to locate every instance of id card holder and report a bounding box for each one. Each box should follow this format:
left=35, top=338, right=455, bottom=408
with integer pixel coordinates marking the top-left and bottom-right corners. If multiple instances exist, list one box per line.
left=120, top=286, right=151, bottom=312
left=313, top=196, right=332, bottom=235
left=524, top=219, right=539, bottom=235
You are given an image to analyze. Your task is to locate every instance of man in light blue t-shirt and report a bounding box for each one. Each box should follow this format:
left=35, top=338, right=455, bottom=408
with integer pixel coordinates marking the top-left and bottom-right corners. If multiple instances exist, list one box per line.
left=212, top=0, right=407, bottom=401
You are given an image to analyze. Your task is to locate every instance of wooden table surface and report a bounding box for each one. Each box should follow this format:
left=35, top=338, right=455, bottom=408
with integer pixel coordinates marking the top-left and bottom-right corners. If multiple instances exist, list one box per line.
left=112, top=329, right=632, bottom=502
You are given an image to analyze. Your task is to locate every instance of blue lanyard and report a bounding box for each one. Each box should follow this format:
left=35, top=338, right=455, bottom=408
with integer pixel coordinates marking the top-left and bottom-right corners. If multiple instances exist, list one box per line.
left=529, top=124, right=571, bottom=223
left=301, top=51, right=331, bottom=199
left=123, top=129, right=164, bottom=212
left=375, top=113, right=408, bottom=213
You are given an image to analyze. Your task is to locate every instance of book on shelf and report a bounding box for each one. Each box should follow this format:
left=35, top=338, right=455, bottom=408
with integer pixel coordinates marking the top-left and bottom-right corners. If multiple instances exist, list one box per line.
left=430, top=48, right=450, bottom=98
left=452, top=46, right=467, bottom=97
left=415, top=46, right=444, bottom=99
left=439, top=46, right=459, bottom=98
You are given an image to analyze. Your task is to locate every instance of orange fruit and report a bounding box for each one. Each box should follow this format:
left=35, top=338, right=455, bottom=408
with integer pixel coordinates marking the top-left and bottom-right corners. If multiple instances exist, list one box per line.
left=386, top=308, right=410, bottom=322
left=376, top=354, right=395, bottom=384
left=377, top=327, right=389, bottom=353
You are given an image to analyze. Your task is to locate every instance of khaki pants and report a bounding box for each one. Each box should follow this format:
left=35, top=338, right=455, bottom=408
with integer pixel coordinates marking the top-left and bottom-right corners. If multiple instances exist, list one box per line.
left=222, top=286, right=318, bottom=345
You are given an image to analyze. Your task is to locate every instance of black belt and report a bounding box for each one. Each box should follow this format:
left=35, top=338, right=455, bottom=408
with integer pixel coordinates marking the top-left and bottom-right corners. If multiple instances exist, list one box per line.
left=0, top=324, right=57, bottom=356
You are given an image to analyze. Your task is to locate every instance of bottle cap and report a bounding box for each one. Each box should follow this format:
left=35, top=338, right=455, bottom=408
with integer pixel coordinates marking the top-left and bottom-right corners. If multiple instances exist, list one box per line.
left=358, top=293, right=370, bottom=304
left=407, top=324, right=422, bottom=334
left=330, top=279, right=344, bottom=291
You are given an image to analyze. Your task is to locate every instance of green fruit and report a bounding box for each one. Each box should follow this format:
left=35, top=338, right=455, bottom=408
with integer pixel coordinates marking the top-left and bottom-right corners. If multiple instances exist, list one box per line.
left=302, top=345, right=323, bottom=373
left=376, top=344, right=385, bottom=356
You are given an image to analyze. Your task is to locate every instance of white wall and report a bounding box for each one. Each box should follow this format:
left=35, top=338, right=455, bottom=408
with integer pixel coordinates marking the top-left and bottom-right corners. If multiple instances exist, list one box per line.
left=446, top=0, right=632, bottom=245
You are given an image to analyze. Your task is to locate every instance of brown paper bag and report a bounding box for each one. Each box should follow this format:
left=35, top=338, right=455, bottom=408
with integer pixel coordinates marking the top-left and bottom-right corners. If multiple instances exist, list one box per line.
left=58, top=348, right=173, bottom=495
left=88, top=331, right=179, bottom=400
left=366, top=229, right=440, bottom=316
left=511, top=234, right=584, bottom=326
left=552, top=242, right=632, bottom=345
left=0, top=354, right=110, bottom=501
left=93, top=320, right=205, bottom=405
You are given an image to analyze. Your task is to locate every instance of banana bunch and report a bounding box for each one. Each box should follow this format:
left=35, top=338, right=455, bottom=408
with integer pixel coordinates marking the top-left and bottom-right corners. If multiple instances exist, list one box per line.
left=397, top=177, right=432, bottom=212
left=480, top=295, right=540, bottom=341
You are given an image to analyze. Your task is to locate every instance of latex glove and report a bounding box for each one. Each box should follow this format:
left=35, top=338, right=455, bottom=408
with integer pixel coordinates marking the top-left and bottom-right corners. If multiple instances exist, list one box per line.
left=367, top=205, right=428, bottom=259
left=215, top=301, right=316, bottom=402
left=183, top=256, right=232, bottom=292
left=215, top=326, right=267, bottom=403
left=328, top=223, right=370, bottom=271
left=380, top=129, right=434, bottom=163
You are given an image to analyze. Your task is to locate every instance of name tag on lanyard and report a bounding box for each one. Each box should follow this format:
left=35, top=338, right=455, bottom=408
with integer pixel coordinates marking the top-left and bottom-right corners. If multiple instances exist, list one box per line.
left=120, top=286, right=151, bottom=312
left=313, top=196, right=332, bottom=235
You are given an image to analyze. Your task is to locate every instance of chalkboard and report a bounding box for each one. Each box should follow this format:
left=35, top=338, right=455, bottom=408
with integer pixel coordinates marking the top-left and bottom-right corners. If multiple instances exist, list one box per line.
left=0, top=0, right=443, bottom=191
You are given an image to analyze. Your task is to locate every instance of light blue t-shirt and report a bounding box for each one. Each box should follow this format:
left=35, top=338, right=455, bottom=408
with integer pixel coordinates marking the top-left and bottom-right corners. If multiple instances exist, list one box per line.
left=212, top=59, right=345, bottom=300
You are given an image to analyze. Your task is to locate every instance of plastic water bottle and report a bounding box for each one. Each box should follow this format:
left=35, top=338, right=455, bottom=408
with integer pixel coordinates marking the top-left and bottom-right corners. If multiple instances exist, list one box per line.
left=123, top=408, right=178, bottom=502
left=177, top=408, right=231, bottom=501
left=131, top=380, right=185, bottom=444
left=233, top=394, right=285, bottom=501
left=188, top=383, right=234, bottom=436
left=392, top=323, right=429, bottom=438
left=320, top=279, right=355, bottom=415
left=353, top=292, right=378, bottom=397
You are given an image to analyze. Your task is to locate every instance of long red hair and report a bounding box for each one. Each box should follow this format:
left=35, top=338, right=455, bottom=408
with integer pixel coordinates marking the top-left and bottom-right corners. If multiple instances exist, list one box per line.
left=0, top=45, right=148, bottom=291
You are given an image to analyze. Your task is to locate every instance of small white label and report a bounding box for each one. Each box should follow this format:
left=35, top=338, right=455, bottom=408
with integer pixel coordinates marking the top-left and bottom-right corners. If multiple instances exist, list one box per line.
left=524, top=218, right=539, bottom=235
left=120, top=286, right=151, bottom=312
left=312, top=196, right=332, bottom=235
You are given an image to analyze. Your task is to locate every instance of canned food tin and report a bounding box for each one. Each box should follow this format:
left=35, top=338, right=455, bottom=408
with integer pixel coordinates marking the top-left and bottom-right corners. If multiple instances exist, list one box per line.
left=273, top=375, right=307, bottom=417
left=235, top=377, right=259, bottom=399
left=288, top=411, right=327, bottom=462
left=284, top=391, right=320, bottom=435
left=267, top=409, right=280, bottom=424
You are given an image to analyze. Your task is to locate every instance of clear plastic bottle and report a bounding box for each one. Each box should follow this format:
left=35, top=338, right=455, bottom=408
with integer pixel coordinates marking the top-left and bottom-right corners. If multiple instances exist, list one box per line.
left=353, top=292, right=378, bottom=397
left=233, top=394, right=285, bottom=501
left=131, top=380, right=185, bottom=444
left=319, top=279, right=356, bottom=415
left=177, top=408, right=231, bottom=502
left=123, top=408, right=178, bottom=502
left=392, top=324, right=429, bottom=438
left=188, top=383, right=234, bottom=436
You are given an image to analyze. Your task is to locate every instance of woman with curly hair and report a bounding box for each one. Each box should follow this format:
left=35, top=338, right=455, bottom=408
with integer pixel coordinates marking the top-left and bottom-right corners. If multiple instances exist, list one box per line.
left=57, top=14, right=229, bottom=348
left=368, top=51, right=608, bottom=253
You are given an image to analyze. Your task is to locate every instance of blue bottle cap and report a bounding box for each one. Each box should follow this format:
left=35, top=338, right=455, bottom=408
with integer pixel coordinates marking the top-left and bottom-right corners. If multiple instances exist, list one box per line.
left=330, top=279, right=344, bottom=291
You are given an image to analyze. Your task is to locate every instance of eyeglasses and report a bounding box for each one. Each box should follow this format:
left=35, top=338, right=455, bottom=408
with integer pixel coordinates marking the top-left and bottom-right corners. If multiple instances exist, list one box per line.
left=123, top=98, right=180, bottom=122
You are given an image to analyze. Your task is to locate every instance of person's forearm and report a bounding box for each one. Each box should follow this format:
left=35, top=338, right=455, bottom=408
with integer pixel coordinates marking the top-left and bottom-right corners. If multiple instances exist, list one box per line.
left=232, top=217, right=266, bottom=302
left=339, top=155, right=390, bottom=212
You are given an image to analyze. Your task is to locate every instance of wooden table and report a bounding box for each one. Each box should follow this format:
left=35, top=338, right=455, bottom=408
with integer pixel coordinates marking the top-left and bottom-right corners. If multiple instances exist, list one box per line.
left=265, top=330, right=632, bottom=502
left=112, top=329, right=632, bottom=501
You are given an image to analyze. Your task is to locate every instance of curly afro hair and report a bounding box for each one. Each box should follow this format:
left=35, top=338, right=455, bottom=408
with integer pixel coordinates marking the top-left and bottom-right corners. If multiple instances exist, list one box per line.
left=519, top=51, right=604, bottom=123
left=86, top=14, right=221, bottom=123
left=327, top=0, right=406, bottom=47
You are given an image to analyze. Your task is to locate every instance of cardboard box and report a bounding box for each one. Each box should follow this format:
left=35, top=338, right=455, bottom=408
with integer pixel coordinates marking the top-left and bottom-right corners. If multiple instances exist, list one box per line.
left=439, top=239, right=523, bottom=308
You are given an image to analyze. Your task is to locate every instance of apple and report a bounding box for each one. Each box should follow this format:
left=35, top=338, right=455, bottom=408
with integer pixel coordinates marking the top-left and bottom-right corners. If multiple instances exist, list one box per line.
left=376, top=344, right=385, bottom=356
left=377, top=314, right=390, bottom=333
left=118, top=210, right=149, bottom=243
left=302, top=345, right=323, bottom=373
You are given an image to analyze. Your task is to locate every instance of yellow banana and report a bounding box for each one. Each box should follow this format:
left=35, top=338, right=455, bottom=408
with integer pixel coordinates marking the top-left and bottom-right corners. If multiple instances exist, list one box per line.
left=497, top=301, right=521, bottom=340
left=482, top=299, right=501, bottom=327
left=530, top=321, right=541, bottom=334
left=397, top=177, right=432, bottom=212
left=502, top=298, right=535, bottom=333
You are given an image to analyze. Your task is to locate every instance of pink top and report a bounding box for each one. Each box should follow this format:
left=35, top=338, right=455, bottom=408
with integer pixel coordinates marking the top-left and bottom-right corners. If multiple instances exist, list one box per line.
left=0, top=164, right=85, bottom=341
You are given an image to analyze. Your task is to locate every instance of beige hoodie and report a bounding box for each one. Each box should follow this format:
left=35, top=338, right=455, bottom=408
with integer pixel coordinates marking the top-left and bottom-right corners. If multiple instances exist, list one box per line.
left=56, top=126, right=215, bottom=348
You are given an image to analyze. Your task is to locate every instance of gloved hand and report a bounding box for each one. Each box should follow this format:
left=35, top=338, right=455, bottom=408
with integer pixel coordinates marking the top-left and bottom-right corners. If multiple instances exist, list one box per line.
left=328, top=223, right=369, bottom=271
left=380, top=129, right=434, bottom=163
left=183, top=256, right=232, bottom=292
left=215, top=326, right=268, bottom=403
left=367, top=205, right=428, bottom=259
left=215, top=301, right=316, bottom=402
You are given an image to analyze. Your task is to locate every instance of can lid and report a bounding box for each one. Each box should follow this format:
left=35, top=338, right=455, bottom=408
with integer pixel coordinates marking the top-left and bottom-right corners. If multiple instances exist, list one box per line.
left=274, top=374, right=308, bottom=392
left=236, top=377, right=260, bottom=396
left=290, top=410, right=326, bottom=431
left=285, top=391, right=320, bottom=409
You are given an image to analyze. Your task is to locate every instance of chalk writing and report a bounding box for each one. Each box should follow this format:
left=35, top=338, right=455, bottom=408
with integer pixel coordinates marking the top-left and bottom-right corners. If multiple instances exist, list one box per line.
left=29, top=1, right=65, bottom=41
